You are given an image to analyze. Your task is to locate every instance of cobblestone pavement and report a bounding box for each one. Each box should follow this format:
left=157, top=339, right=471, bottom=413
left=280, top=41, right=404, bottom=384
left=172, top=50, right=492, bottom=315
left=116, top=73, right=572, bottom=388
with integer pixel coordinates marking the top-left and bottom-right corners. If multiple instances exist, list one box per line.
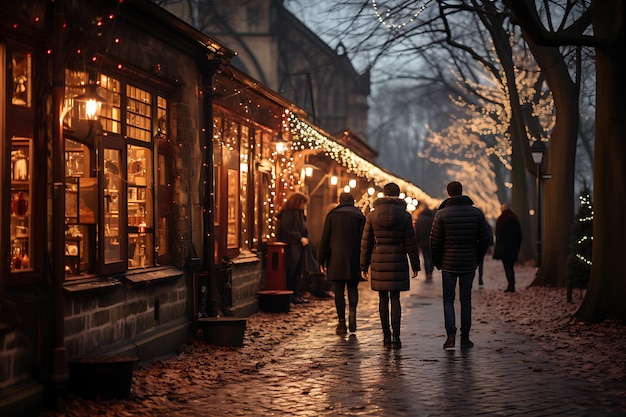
left=44, top=260, right=626, bottom=417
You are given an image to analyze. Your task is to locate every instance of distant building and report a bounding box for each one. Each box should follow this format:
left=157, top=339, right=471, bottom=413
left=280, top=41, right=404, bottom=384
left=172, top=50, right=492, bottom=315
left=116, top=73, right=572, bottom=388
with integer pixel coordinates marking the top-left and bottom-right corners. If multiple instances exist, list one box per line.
left=157, top=0, right=370, bottom=141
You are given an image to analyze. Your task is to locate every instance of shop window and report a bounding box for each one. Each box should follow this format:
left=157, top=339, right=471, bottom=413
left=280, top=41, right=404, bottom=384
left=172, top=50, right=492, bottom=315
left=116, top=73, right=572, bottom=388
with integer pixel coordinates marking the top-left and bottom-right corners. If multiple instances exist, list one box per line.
left=224, top=120, right=240, bottom=251
left=254, top=130, right=273, bottom=247
left=240, top=125, right=249, bottom=251
left=126, top=84, right=151, bottom=142
left=98, top=74, right=121, bottom=134
left=11, top=52, right=31, bottom=107
left=10, top=137, right=32, bottom=272
left=103, top=148, right=122, bottom=264
left=127, top=144, right=153, bottom=268
left=65, top=139, right=97, bottom=276
left=62, top=71, right=169, bottom=276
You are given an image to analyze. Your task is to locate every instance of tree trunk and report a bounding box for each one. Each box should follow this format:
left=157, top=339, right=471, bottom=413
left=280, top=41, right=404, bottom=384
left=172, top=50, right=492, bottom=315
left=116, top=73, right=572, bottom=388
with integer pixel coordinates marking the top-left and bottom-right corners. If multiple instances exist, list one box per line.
left=510, top=130, right=534, bottom=263
left=522, top=40, right=578, bottom=287
left=575, top=1, right=626, bottom=322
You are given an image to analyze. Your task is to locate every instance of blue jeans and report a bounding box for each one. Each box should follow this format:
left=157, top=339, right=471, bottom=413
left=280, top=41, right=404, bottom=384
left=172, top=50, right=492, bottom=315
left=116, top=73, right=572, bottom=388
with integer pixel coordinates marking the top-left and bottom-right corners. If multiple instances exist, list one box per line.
left=442, top=270, right=475, bottom=337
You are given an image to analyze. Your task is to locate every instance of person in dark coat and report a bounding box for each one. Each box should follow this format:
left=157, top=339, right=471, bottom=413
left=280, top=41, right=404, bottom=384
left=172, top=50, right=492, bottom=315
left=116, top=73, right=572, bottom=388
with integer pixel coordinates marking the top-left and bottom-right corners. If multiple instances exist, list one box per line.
left=430, top=181, right=491, bottom=349
left=276, top=191, right=310, bottom=304
left=478, top=222, right=494, bottom=286
left=360, top=183, right=420, bottom=349
left=414, top=206, right=435, bottom=280
left=493, top=204, right=523, bottom=292
left=319, top=193, right=366, bottom=335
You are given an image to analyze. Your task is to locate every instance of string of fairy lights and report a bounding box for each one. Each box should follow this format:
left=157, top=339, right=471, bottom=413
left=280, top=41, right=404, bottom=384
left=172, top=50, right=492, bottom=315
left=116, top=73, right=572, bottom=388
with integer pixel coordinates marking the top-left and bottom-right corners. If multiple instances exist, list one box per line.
left=575, top=191, right=593, bottom=267
left=372, top=0, right=433, bottom=30
left=264, top=110, right=439, bottom=239
left=9, top=1, right=437, bottom=246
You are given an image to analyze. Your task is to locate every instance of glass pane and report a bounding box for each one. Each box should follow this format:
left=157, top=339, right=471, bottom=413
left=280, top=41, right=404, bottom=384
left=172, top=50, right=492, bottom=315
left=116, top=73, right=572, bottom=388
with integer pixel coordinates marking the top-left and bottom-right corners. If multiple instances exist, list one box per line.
left=10, top=137, right=32, bottom=272
left=128, top=145, right=153, bottom=269
left=240, top=125, right=249, bottom=250
left=128, top=233, right=153, bottom=268
left=126, top=85, right=152, bottom=142
left=65, top=138, right=96, bottom=276
left=225, top=120, right=239, bottom=249
left=99, top=74, right=121, bottom=134
left=227, top=169, right=239, bottom=248
left=156, top=96, right=167, bottom=136
left=11, top=52, right=31, bottom=107
left=104, top=148, right=122, bottom=263
left=64, top=70, right=88, bottom=130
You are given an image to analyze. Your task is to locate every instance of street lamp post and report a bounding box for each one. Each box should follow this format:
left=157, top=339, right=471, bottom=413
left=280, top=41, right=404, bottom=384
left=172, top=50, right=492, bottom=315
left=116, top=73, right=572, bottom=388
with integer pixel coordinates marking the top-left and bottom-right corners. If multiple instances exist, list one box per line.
left=530, top=140, right=546, bottom=267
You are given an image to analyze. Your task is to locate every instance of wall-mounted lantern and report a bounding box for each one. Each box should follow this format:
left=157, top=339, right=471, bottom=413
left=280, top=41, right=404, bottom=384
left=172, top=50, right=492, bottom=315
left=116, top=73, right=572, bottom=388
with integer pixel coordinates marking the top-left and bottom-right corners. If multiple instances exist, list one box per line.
left=74, top=84, right=105, bottom=121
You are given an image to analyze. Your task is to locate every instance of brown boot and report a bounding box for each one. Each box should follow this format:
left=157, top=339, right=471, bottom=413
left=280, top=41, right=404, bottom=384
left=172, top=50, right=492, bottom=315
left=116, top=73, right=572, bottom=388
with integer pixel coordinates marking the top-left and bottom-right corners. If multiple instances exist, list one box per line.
left=348, top=312, right=356, bottom=332
left=336, top=319, right=347, bottom=335
left=443, top=335, right=455, bottom=349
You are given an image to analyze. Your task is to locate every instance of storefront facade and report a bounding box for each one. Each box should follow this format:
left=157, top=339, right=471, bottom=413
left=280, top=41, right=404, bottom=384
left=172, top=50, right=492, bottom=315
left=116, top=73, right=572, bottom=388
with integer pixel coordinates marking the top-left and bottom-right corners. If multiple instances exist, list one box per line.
left=1, top=1, right=436, bottom=414
left=0, top=0, right=238, bottom=413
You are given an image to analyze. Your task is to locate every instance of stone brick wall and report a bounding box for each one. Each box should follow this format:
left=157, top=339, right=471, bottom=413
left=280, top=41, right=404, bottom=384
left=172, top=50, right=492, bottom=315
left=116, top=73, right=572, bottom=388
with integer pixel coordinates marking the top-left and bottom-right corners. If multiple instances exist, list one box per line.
left=63, top=276, right=187, bottom=360
left=0, top=326, right=31, bottom=390
left=227, top=253, right=262, bottom=317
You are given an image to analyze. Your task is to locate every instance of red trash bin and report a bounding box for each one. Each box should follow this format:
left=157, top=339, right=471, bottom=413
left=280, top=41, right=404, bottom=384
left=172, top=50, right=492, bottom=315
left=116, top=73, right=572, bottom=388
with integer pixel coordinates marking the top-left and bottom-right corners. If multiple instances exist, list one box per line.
left=265, top=241, right=287, bottom=290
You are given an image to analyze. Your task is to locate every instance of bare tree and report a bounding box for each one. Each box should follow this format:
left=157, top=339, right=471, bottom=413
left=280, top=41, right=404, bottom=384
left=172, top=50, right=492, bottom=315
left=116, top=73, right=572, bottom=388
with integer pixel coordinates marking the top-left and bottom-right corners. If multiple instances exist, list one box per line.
left=501, top=0, right=624, bottom=323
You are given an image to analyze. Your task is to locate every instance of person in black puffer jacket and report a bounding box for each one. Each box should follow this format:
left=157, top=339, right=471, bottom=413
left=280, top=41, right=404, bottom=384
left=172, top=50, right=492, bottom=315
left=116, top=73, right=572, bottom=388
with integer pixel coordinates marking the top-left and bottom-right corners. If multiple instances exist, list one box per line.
left=360, top=183, right=420, bottom=349
left=430, top=181, right=491, bottom=350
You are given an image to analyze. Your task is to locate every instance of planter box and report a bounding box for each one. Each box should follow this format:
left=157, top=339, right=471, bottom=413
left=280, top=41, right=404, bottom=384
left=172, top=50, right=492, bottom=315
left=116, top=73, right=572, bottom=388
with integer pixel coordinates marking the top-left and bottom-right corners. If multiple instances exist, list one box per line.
left=69, top=355, right=138, bottom=399
left=197, top=317, right=247, bottom=347
left=258, top=290, right=293, bottom=313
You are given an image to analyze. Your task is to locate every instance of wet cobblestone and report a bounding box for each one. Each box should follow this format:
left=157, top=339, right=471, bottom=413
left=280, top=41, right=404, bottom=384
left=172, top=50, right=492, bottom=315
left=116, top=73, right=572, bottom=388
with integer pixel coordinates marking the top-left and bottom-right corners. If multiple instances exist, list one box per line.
left=42, top=259, right=626, bottom=416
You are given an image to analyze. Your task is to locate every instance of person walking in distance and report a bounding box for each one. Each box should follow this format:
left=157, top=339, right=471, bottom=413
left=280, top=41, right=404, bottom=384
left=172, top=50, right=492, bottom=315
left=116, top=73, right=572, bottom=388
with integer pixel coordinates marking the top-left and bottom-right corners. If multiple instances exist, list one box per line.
left=430, top=181, right=491, bottom=349
left=414, top=206, right=435, bottom=281
left=493, top=204, right=522, bottom=292
left=276, top=191, right=310, bottom=304
left=478, top=222, right=494, bottom=287
left=360, top=183, right=420, bottom=349
left=319, top=193, right=366, bottom=335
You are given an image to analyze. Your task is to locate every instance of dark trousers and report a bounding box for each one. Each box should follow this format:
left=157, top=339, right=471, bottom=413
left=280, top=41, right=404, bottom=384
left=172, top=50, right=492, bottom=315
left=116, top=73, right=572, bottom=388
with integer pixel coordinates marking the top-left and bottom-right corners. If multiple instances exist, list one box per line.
left=333, top=281, right=359, bottom=320
left=502, top=260, right=515, bottom=290
left=285, top=245, right=302, bottom=295
left=442, top=271, right=474, bottom=337
left=420, top=244, right=434, bottom=277
left=378, top=291, right=401, bottom=337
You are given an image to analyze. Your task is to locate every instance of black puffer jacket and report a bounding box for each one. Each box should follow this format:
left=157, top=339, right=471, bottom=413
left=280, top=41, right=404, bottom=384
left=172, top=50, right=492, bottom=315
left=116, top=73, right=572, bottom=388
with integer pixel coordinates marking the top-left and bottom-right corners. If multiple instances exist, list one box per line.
left=360, top=197, right=420, bottom=292
left=429, top=195, right=491, bottom=274
left=318, top=203, right=366, bottom=282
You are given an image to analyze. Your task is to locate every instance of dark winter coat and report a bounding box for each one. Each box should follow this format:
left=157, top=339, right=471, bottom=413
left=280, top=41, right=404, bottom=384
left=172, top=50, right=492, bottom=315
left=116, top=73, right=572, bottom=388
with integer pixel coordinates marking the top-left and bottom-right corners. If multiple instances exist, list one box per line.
left=414, top=208, right=434, bottom=247
left=493, top=208, right=522, bottom=262
left=318, top=203, right=366, bottom=282
left=360, top=197, right=420, bottom=292
left=429, top=195, right=491, bottom=274
left=276, top=209, right=308, bottom=271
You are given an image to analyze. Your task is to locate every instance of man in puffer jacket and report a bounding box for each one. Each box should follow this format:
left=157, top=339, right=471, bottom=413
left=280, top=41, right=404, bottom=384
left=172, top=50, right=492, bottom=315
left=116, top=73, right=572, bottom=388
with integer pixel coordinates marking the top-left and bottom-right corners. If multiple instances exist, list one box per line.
left=360, top=183, right=420, bottom=349
left=430, top=181, right=491, bottom=350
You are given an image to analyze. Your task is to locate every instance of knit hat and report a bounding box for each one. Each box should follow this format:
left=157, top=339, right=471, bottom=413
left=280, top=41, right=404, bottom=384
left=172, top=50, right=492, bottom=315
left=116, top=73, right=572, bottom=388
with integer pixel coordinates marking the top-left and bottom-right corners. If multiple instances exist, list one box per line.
left=383, top=182, right=400, bottom=197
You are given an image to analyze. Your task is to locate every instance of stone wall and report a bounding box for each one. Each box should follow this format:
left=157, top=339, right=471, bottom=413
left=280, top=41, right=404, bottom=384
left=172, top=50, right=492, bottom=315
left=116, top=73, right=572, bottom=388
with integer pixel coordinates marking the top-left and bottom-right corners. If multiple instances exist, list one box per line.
left=226, top=253, right=262, bottom=317
left=63, top=273, right=188, bottom=360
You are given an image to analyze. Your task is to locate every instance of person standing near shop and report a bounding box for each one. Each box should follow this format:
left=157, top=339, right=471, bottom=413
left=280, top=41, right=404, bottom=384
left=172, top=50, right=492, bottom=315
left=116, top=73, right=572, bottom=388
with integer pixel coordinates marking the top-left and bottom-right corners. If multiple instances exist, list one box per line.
left=493, top=204, right=523, bottom=292
left=414, top=206, right=435, bottom=281
left=360, top=183, right=420, bottom=349
left=319, top=192, right=366, bottom=335
left=430, top=181, right=491, bottom=349
left=276, top=191, right=310, bottom=304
